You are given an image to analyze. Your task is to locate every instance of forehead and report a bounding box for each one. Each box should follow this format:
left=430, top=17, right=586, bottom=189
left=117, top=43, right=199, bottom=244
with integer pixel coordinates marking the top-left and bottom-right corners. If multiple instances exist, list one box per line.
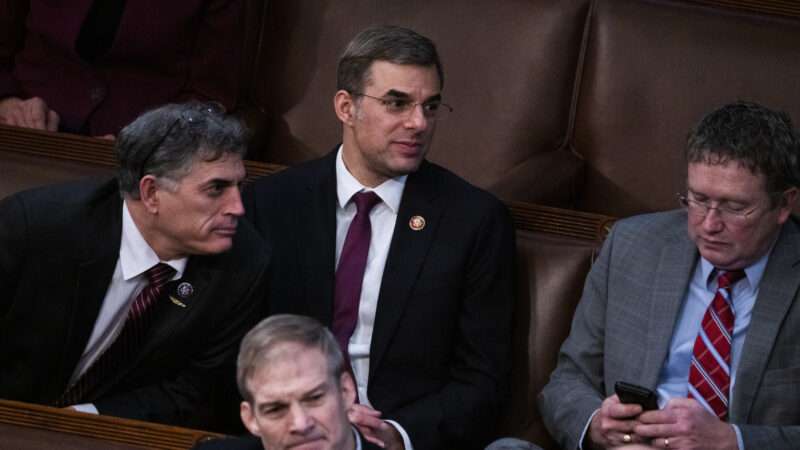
left=687, top=161, right=767, bottom=199
left=248, top=344, right=332, bottom=402
left=178, top=151, right=245, bottom=184
left=364, top=60, right=441, bottom=96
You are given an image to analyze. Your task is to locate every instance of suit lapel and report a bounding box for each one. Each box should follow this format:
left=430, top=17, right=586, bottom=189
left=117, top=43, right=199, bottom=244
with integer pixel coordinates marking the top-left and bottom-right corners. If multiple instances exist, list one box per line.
left=57, top=185, right=122, bottom=394
left=369, top=162, right=442, bottom=377
left=731, top=219, right=800, bottom=421
left=641, top=234, right=698, bottom=388
left=299, top=151, right=338, bottom=324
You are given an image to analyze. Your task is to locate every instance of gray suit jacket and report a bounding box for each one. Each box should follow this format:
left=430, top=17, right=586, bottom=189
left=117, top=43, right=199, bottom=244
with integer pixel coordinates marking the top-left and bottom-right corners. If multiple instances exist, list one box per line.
left=538, top=210, right=800, bottom=449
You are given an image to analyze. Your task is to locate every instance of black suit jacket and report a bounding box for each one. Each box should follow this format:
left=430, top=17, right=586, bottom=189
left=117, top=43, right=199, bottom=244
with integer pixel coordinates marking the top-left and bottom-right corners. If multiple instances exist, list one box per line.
left=244, top=150, right=515, bottom=450
left=0, top=178, right=269, bottom=428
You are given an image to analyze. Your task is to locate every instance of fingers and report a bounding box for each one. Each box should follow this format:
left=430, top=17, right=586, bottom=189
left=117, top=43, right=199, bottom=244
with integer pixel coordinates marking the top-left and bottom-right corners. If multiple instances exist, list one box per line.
left=0, top=97, right=58, bottom=131
left=589, top=395, right=646, bottom=448
left=46, top=109, right=60, bottom=132
left=348, top=404, right=388, bottom=448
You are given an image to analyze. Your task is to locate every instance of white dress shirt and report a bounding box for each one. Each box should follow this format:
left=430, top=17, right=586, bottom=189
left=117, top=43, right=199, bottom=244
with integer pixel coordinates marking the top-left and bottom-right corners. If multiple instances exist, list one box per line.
left=335, top=147, right=413, bottom=449
left=70, top=201, right=186, bottom=413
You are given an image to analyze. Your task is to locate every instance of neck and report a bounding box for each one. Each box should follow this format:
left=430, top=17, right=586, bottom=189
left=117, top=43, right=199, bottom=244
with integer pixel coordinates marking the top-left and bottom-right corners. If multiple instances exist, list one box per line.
left=125, top=197, right=181, bottom=261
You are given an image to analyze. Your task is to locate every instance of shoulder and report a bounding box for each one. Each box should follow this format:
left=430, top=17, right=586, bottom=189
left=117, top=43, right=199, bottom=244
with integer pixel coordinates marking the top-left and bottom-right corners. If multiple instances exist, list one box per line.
left=1, top=177, right=119, bottom=228
left=411, top=160, right=509, bottom=218
left=599, top=209, right=689, bottom=264
left=610, top=209, right=687, bottom=243
left=247, top=153, right=333, bottom=194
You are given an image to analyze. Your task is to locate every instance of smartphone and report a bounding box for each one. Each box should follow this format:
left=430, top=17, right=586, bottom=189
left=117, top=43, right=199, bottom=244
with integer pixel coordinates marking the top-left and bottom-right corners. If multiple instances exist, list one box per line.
left=614, top=381, right=659, bottom=410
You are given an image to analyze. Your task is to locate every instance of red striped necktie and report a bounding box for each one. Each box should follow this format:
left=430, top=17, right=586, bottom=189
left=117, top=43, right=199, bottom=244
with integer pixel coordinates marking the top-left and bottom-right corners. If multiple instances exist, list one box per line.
left=687, top=269, right=745, bottom=421
left=57, top=263, right=175, bottom=406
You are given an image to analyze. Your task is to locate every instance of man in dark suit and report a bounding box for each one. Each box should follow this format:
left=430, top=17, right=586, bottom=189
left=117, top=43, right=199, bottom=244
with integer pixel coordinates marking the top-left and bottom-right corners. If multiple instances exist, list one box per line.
left=0, top=102, right=268, bottom=429
left=195, top=315, right=380, bottom=450
left=539, top=101, right=800, bottom=449
left=245, top=26, right=515, bottom=450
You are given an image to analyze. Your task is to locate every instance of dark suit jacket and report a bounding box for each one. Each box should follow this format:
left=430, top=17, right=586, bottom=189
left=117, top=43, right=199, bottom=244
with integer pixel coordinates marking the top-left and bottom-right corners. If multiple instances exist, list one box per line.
left=539, top=210, right=800, bottom=449
left=0, top=178, right=269, bottom=429
left=244, top=150, right=516, bottom=450
left=0, top=0, right=243, bottom=135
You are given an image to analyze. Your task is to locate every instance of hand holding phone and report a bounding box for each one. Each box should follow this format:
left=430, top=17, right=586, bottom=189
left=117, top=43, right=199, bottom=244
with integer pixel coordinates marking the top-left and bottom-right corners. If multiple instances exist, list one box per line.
left=614, top=381, right=659, bottom=411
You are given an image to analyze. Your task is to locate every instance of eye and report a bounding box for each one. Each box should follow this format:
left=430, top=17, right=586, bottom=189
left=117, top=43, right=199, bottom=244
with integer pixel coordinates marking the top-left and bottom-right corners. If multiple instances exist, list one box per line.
left=304, top=392, right=325, bottom=405
left=422, top=102, right=441, bottom=113
left=206, top=182, right=226, bottom=197
left=260, top=404, right=287, bottom=418
left=382, top=98, right=412, bottom=113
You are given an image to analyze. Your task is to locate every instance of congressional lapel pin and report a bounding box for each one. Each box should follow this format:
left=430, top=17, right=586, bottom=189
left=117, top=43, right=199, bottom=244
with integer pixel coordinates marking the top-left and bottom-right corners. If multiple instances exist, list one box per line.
left=169, top=282, right=194, bottom=308
left=409, top=215, right=426, bottom=231
left=177, top=282, right=194, bottom=298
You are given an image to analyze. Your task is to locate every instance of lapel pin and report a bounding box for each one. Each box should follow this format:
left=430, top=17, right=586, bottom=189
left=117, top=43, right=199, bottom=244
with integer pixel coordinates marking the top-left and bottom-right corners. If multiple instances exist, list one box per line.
left=169, top=296, right=187, bottom=308
left=409, top=215, right=426, bottom=231
left=177, top=282, right=194, bottom=298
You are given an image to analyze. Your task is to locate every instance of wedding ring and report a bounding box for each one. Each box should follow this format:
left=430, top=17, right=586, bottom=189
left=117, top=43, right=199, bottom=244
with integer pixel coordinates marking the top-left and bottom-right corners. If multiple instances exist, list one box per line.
left=622, top=433, right=632, bottom=443
left=664, top=438, right=670, bottom=448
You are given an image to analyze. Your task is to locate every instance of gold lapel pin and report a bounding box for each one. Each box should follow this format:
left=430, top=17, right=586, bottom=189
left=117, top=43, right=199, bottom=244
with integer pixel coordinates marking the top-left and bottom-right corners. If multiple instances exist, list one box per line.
left=409, top=215, right=426, bottom=231
left=169, top=296, right=187, bottom=308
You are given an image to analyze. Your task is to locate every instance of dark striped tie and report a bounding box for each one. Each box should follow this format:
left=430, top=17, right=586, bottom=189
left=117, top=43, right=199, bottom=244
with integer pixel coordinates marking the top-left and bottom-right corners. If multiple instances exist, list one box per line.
left=57, top=263, right=175, bottom=406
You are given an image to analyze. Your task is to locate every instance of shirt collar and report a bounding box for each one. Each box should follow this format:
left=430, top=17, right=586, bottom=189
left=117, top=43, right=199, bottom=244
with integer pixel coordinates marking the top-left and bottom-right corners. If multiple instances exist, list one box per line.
left=121, top=201, right=187, bottom=280
left=336, top=145, right=406, bottom=213
left=699, top=244, right=773, bottom=291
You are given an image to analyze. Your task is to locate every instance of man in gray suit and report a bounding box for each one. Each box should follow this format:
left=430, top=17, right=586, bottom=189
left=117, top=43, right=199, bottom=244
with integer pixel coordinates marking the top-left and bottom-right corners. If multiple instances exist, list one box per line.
left=539, top=101, right=800, bottom=450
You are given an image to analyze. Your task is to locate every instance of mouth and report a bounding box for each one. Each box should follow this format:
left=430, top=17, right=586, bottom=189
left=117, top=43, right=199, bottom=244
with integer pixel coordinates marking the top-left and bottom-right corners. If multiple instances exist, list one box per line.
left=392, top=140, right=423, bottom=154
left=213, top=226, right=238, bottom=237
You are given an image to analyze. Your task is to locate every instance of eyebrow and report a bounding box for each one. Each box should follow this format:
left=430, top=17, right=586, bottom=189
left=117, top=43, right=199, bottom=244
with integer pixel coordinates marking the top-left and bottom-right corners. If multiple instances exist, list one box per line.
left=382, top=89, right=442, bottom=103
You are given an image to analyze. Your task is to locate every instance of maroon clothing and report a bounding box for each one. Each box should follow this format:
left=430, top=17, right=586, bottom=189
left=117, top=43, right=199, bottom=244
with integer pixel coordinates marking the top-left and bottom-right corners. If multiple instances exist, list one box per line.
left=0, top=0, right=243, bottom=135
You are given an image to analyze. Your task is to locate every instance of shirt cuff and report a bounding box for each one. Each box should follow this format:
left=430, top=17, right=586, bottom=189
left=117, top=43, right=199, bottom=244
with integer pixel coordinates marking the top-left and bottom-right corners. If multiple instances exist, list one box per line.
left=70, top=403, right=99, bottom=414
left=578, top=409, right=600, bottom=450
left=385, top=419, right=414, bottom=450
left=732, top=424, right=744, bottom=450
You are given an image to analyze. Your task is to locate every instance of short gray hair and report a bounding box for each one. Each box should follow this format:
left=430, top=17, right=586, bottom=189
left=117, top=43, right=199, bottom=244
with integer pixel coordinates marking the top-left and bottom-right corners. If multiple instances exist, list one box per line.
left=116, top=102, right=248, bottom=198
left=337, top=25, right=444, bottom=94
left=237, top=315, right=345, bottom=404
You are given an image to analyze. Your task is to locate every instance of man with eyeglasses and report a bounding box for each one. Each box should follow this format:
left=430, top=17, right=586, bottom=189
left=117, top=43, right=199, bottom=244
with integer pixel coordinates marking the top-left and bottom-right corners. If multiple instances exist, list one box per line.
left=245, top=26, right=514, bottom=450
left=539, top=101, right=800, bottom=450
left=0, top=102, right=268, bottom=430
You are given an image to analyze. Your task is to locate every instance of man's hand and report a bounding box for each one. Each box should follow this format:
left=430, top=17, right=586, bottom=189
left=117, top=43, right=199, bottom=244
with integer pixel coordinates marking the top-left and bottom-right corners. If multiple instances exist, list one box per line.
left=634, top=398, right=738, bottom=450
left=0, top=96, right=60, bottom=131
left=348, top=403, right=404, bottom=449
left=587, top=394, right=646, bottom=449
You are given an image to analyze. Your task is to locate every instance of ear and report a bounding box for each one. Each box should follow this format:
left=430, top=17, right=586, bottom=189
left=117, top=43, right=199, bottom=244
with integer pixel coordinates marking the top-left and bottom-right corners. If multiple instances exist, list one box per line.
left=777, top=187, right=799, bottom=224
left=138, top=175, right=161, bottom=214
left=240, top=401, right=261, bottom=437
left=339, top=371, right=357, bottom=409
left=334, top=90, right=357, bottom=126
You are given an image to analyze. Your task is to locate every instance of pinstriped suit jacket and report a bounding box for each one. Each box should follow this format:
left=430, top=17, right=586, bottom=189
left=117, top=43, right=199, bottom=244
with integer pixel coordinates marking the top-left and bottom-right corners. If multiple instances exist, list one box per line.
left=539, top=210, right=800, bottom=449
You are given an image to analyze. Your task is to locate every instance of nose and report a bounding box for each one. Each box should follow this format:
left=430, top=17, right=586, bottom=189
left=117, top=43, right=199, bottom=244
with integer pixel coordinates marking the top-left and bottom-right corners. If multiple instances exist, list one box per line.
left=226, top=186, right=245, bottom=217
left=288, top=403, right=314, bottom=434
left=403, top=103, right=429, bottom=130
left=701, top=207, right=724, bottom=233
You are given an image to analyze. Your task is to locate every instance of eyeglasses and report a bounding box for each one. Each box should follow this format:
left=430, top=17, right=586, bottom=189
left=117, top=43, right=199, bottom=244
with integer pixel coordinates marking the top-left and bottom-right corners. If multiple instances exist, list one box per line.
left=138, top=104, right=224, bottom=179
left=351, top=92, right=453, bottom=121
left=677, top=193, right=763, bottom=225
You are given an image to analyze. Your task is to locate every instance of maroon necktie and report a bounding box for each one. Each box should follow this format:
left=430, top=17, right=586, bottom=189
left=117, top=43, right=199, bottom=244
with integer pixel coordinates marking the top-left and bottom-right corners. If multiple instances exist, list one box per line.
left=57, top=263, right=175, bottom=406
left=687, top=269, right=745, bottom=421
left=332, top=191, right=381, bottom=361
